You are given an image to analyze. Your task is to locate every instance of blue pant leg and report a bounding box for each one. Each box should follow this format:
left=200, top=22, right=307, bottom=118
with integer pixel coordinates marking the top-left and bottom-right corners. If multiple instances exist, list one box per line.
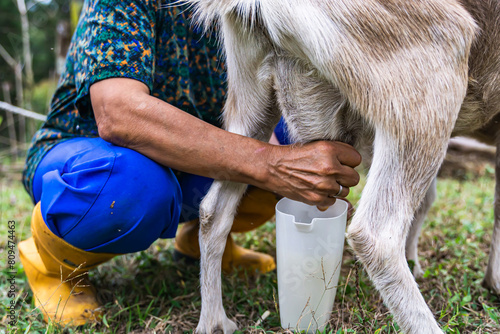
left=33, top=137, right=182, bottom=254
left=176, top=173, right=213, bottom=222
left=274, top=117, right=292, bottom=145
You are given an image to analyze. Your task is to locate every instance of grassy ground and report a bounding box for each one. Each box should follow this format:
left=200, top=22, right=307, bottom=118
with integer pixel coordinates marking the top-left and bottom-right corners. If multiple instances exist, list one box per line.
left=1, top=161, right=499, bottom=333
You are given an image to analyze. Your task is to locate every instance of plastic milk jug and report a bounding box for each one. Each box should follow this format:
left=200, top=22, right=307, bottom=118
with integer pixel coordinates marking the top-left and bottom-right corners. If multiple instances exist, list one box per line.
left=276, top=197, right=348, bottom=332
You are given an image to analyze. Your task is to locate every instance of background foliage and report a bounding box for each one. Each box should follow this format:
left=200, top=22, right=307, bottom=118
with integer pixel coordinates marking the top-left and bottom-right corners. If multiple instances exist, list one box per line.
left=0, top=0, right=80, bottom=151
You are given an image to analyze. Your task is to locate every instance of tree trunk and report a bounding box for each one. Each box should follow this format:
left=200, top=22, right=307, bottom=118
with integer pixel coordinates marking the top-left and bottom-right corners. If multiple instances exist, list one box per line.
left=55, top=20, right=71, bottom=77
left=16, top=0, right=34, bottom=141
left=2, top=83, right=18, bottom=157
left=16, top=0, right=33, bottom=107
left=14, top=59, right=26, bottom=144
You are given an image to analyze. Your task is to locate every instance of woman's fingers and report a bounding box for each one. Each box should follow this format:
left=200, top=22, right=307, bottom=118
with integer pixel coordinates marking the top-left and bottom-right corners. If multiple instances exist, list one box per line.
left=264, top=140, right=361, bottom=207
left=333, top=141, right=363, bottom=167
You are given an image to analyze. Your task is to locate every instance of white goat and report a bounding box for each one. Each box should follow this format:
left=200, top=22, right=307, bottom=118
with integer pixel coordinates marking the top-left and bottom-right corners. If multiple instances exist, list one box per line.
left=180, top=0, right=500, bottom=333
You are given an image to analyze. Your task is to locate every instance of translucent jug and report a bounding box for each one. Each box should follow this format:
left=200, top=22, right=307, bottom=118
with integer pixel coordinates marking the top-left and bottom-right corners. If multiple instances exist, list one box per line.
left=276, top=197, right=348, bottom=332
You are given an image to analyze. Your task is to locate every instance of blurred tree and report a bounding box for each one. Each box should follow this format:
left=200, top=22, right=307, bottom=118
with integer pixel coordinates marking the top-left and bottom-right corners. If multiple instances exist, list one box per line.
left=0, top=0, right=23, bottom=106
left=0, top=0, right=81, bottom=106
left=0, top=0, right=82, bottom=153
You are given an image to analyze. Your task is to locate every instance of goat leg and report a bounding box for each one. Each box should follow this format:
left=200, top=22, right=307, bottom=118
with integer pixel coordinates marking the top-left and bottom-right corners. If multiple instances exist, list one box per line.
left=483, top=137, right=500, bottom=294
left=196, top=12, right=279, bottom=334
left=196, top=180, right=247, bottom=334
left=406, top=177, right=437, bottom=279
left=347, top=129, right=447, bottom=334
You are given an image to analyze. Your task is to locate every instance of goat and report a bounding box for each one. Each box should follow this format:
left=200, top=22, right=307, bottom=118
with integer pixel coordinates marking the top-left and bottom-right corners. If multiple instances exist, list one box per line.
left=180, top=0, right=500, bottom=333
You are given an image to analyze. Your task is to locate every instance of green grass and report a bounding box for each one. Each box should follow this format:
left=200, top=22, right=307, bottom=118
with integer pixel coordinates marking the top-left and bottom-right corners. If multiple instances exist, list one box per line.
left=1, top=163, right=499, bottom=333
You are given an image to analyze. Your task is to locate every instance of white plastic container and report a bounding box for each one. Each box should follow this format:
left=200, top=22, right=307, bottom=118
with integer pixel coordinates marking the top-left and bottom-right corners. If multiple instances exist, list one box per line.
left=276, top=197, right=348, bottom=332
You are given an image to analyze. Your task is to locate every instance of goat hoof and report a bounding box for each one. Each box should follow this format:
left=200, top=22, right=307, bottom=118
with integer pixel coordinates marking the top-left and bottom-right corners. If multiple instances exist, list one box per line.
left=412, top=262, right=424, bottom=280
left=482, top=276, right=500, bottom=295
left=196, top=317, right=238, bottom=334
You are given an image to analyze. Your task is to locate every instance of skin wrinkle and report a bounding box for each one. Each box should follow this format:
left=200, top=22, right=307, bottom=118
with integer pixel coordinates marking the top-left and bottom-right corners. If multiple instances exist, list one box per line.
left=180, top=0, right=500, bottom=333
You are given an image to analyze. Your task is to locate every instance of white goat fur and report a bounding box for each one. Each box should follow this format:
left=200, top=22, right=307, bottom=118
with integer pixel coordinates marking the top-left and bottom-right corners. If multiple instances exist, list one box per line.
left=179, top=0, right=500, bottom=333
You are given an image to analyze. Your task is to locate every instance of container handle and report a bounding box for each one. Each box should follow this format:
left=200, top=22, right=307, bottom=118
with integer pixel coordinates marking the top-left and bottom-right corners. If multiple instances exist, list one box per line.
left=294, top=221, right=314, bottom=232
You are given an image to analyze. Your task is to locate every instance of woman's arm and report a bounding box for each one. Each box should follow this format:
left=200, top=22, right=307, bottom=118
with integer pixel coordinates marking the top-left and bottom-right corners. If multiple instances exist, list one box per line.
left=90, top=77, right=361, bottom=208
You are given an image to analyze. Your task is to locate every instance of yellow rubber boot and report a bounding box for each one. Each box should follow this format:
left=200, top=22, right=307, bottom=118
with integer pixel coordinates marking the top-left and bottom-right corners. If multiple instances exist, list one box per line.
left=174, top=187, right=278, bottom=274
left=18, top=203, right=116, bottom=326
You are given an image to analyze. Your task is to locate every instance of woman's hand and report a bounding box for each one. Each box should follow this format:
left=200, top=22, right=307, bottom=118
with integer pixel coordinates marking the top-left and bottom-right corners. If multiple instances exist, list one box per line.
left=260, top=141, right=361, bottom=208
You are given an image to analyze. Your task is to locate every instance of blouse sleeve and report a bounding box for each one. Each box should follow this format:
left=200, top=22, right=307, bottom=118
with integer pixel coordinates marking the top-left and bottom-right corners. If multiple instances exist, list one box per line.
left=74, top=0, right=158, bottom=118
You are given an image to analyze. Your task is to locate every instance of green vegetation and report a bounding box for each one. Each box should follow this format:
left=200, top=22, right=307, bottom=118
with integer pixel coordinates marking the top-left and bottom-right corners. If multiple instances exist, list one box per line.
left=1, top=165, right=499, bottom=333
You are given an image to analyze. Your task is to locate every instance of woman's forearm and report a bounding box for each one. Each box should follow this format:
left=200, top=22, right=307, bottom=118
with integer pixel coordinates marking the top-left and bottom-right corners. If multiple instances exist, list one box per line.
left=90, top=77, right=361, bottom=207
left=90, top=78, right=272, bottom=187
